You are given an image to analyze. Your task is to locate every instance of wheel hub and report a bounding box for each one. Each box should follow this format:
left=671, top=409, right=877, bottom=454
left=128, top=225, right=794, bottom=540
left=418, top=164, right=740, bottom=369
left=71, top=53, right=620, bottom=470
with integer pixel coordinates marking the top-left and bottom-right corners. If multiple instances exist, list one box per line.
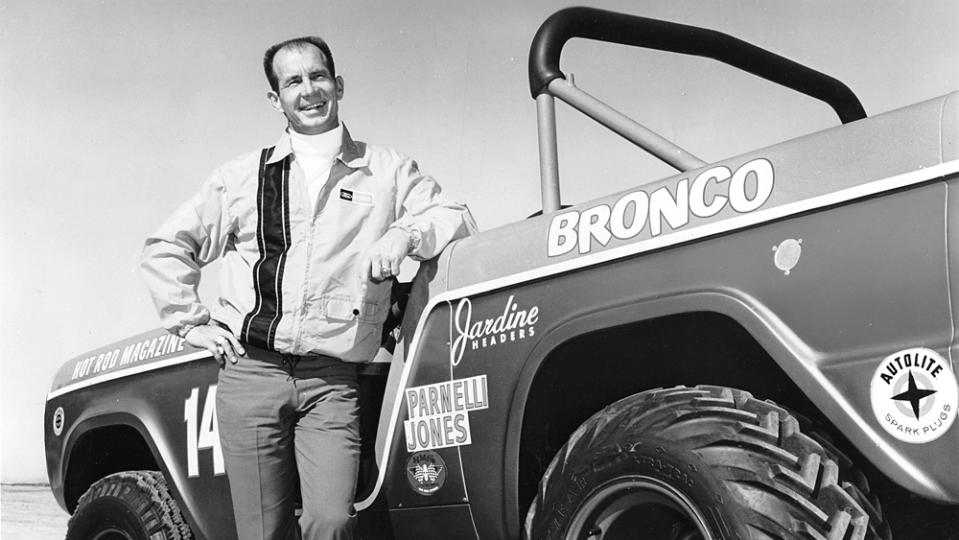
left=566, top=475, right=713, bottom=540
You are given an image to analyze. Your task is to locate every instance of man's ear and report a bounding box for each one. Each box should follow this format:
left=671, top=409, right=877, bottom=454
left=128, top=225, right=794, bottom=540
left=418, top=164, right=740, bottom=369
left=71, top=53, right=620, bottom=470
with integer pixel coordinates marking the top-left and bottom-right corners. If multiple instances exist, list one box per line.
left=336, top=76, right=344, bottom=99
left=267, top=90, right=283, bottom=113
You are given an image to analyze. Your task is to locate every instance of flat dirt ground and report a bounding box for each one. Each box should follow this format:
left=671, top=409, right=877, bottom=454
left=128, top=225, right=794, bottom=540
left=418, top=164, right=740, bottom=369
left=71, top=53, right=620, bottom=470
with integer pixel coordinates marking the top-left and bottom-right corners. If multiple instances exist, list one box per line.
left=1, top=484, right=68, bottom=540
left=2, top=482, right=956, bottom=538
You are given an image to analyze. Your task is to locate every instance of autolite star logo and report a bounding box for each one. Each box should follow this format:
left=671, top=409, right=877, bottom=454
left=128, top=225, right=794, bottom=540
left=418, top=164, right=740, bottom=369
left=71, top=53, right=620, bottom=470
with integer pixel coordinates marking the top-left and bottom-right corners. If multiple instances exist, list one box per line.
left=870, top=348, right=958, bottom=444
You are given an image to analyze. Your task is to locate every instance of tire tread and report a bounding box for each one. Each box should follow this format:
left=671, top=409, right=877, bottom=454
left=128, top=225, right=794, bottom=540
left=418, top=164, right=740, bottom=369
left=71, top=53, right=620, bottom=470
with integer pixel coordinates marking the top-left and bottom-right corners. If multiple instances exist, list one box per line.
left=67, top=470, right=193, bottom=540
left=526, top=385, right=891, bottom=540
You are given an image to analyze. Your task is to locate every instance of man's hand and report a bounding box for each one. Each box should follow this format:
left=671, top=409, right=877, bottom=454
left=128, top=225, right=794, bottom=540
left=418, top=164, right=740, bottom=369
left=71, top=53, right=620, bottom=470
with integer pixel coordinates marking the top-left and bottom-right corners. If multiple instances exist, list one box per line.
left=360, top=228, right=413, bottom=282
left=185, top=324, right=245, bottom=367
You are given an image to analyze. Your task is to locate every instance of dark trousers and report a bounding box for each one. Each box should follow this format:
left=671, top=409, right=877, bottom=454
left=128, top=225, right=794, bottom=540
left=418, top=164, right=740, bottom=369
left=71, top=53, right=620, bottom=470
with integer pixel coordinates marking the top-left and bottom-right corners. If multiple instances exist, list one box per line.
left=216, top=346, right=360, bottom=540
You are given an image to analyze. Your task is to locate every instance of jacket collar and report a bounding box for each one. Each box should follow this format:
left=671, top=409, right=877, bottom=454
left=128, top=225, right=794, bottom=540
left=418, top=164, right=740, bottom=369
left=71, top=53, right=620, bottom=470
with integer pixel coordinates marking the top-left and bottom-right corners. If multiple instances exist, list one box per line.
left=267, top=124, right=368, bottom=168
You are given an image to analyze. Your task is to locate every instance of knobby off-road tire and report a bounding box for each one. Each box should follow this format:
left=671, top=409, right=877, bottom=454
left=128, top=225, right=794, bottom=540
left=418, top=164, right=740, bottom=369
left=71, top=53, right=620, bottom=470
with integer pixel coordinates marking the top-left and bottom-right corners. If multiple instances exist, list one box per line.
left=67, top=470, right=194, bottom=540
left=525, top=385, right=890, bottom=540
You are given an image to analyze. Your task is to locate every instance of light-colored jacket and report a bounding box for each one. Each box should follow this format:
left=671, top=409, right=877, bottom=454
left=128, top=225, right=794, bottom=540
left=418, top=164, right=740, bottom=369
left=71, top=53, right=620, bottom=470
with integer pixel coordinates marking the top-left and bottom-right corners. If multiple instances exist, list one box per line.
left=141, top=127, right=476, bottom=362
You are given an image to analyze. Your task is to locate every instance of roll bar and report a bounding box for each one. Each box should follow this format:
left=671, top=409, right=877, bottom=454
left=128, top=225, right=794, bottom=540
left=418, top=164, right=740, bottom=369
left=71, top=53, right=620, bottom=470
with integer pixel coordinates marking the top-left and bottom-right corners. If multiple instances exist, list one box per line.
left=529, top=7, right=867, bottom=212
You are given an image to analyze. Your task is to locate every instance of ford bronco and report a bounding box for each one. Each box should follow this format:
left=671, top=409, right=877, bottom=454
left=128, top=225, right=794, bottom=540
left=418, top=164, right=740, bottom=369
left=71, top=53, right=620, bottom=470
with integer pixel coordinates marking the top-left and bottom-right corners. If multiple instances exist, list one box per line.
left=45, top=7, right=959, bottom=539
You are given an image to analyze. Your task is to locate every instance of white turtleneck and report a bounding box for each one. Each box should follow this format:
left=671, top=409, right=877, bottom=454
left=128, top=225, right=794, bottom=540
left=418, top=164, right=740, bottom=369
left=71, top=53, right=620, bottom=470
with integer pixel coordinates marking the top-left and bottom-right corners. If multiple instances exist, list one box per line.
left=289, top=123, right=344, bottom=208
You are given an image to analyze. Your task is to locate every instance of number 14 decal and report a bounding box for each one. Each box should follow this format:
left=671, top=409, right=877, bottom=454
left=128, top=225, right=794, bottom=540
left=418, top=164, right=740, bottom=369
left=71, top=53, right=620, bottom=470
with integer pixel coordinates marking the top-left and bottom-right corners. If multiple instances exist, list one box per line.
left=184, top=385, right=225, bottom=477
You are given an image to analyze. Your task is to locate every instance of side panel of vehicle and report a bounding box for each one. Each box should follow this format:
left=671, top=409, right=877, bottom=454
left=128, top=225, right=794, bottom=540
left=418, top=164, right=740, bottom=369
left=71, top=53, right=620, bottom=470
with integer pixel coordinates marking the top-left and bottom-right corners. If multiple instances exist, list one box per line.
left=446, top=93, right=954, bottom=290
left=382, top=177, right=957, bottom=540
left=46, top=356, right=234, bottom=540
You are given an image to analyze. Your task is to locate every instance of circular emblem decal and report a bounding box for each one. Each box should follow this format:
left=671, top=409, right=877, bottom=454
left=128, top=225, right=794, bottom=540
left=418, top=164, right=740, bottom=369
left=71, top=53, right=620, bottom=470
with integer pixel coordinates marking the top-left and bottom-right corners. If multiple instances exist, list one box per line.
left=406, top=450, right=447, bottom=496
left=53, top=407, right=65, bottom=437
left=870, top=348, right=958, bottom=444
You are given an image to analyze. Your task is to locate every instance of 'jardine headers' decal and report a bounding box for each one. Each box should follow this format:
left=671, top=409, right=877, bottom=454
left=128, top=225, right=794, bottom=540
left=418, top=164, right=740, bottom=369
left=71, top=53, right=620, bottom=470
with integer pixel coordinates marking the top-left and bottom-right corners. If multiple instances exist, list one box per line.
left=449, top=295, right=539, bottom=367
left=870, top=348, right=958, bottom=444
left=548, top=158, right=774, bottom=256
left=404, top=375, right=489, bottom=452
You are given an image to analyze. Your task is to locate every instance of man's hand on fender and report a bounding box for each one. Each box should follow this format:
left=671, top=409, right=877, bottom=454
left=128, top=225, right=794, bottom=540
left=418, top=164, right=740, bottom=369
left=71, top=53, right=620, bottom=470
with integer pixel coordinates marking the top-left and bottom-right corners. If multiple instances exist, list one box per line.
left=185, top=324, right=245, bottom=367
left=361, top=228, right=413, bottom=282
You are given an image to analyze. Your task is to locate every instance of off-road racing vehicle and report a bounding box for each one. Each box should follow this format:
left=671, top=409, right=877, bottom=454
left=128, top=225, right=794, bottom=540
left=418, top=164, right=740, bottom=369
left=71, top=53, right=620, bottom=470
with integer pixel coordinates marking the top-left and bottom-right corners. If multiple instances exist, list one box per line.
left=45, top=7, right=959, bottom=539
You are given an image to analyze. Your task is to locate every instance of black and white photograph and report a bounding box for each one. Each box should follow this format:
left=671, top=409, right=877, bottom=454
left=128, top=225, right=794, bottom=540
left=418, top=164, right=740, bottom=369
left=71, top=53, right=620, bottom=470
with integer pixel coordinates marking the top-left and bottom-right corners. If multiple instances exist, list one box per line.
left=3, top=1, right=959, bottom=538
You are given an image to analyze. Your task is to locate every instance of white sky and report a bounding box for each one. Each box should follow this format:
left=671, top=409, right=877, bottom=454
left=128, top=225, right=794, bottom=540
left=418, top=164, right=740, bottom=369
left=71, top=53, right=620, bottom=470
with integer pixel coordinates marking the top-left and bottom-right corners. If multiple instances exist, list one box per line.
left=2, top=0, right=958, bottom=482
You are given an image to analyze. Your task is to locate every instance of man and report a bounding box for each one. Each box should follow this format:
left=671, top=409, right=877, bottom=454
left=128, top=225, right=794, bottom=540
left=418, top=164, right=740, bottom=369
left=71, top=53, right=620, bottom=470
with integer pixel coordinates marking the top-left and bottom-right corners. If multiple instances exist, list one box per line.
left=140, top=36, right=475, bottom=540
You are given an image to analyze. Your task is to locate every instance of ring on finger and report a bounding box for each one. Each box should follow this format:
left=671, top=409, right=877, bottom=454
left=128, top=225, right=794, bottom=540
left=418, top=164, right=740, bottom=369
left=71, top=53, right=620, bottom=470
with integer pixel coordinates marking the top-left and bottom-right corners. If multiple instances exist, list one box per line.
left=215, top=336, right=226, bottom=345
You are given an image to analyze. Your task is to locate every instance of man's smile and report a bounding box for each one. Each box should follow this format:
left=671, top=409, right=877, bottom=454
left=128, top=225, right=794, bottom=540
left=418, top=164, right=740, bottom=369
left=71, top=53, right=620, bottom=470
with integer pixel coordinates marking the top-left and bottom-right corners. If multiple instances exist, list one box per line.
left=300, top=101, right=327, bottom=112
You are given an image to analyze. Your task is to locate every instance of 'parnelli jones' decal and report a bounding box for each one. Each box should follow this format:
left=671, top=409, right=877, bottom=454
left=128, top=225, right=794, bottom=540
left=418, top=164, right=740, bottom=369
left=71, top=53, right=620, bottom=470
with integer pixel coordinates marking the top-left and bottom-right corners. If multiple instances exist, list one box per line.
left=404, top=375, right=489, bottom=452
left=548, top=158, right=774, bottom=256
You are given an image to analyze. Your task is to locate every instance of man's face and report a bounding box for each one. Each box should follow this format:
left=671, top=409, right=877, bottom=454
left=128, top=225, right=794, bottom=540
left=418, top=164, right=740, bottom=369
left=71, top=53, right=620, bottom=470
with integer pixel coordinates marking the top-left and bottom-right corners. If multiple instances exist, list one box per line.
left=267, top=44, right=344, bottom=135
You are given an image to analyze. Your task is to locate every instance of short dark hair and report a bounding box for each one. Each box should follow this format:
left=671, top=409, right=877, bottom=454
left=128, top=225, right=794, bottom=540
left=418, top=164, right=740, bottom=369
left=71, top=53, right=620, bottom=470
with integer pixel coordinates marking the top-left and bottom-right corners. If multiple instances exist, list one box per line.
left=263, top=36, right=336, bottom=92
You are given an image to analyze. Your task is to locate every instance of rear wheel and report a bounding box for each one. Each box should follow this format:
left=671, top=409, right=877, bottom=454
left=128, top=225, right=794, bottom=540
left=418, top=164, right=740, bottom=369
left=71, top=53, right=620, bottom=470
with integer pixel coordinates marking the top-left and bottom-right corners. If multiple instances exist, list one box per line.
left=67, top=471, right=193, bottom=540
left=525, top=385, right=890, bottom=539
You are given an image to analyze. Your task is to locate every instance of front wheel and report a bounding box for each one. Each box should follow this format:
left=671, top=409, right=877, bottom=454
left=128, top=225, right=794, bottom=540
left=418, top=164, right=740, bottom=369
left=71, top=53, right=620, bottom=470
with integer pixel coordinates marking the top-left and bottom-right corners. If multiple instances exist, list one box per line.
left=525, top=385, right=889, bottom=539
left=66, top=471, right=194, bottom=540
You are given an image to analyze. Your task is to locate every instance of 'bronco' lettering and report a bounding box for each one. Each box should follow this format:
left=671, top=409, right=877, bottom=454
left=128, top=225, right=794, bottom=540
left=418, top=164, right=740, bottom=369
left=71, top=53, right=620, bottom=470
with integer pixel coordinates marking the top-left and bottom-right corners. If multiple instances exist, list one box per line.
left=548, top=158, right=774, bottom=256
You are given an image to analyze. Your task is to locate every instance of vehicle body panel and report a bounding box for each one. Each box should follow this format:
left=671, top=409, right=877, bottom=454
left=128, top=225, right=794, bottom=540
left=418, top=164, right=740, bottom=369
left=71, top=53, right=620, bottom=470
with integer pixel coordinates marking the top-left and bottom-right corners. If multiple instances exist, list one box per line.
left=46, top=343, right=234, bottom=539
left=376, top=94, right=959, bottom=538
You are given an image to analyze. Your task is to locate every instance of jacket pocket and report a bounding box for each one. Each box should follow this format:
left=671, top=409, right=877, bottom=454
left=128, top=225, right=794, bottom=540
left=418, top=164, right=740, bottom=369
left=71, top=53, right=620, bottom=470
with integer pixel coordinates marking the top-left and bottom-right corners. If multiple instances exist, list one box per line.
left=323, top=295, right=385, bottom=324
